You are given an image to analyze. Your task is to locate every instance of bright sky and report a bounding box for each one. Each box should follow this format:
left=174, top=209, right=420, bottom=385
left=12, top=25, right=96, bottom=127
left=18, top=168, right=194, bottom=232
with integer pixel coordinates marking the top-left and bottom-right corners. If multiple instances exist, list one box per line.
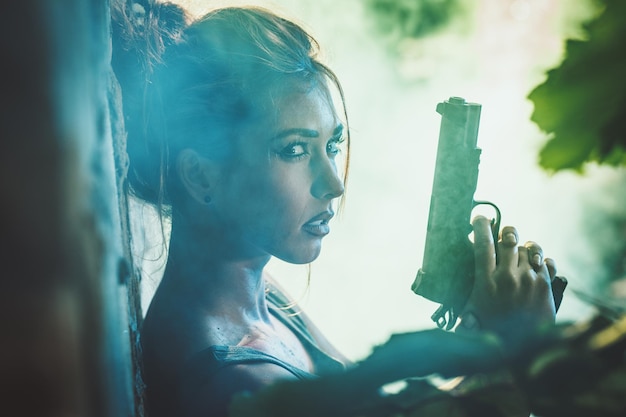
left=136, top=0, right=622, bottom=361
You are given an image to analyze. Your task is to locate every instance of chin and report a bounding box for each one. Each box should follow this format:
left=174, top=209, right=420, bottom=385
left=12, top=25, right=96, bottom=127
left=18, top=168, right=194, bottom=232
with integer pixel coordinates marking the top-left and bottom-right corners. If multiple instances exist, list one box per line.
left=277, top=243, right=322, bottom=265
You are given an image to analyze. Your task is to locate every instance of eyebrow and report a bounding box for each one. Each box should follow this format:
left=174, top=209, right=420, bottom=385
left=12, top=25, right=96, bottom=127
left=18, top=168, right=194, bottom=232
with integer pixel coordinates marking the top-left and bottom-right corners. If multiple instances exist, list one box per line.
left=272, top=124, right=344, bottom=141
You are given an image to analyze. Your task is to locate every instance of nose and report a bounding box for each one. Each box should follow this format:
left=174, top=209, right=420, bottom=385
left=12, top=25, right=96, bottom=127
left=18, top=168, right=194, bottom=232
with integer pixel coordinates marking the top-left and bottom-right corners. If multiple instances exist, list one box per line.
left=311, top=157, right=345, bottom=200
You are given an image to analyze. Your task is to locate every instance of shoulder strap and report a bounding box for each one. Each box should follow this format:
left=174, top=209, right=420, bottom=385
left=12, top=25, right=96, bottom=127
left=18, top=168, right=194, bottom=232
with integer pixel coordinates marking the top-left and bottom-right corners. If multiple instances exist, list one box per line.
left=183, top=345, right=315, bottom=387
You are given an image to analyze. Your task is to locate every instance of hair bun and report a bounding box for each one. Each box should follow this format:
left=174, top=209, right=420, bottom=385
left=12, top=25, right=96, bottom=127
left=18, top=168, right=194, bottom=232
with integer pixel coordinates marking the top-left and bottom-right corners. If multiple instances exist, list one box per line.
left=112, top=0, right=188, bottom=75
left=111, top=0, right=189, bottom=209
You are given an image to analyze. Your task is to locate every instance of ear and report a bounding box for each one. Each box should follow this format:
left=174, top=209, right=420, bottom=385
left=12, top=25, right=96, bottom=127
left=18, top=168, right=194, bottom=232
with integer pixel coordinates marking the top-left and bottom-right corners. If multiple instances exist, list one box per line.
left=176, top=149, right=215, bottom=205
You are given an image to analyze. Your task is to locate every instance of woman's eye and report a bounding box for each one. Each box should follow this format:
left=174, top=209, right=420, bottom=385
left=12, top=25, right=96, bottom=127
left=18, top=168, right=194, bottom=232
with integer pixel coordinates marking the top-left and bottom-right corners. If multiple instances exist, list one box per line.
left=327, top=138, right=344, bottom=156
left=280, top=143, right=307, bottom=158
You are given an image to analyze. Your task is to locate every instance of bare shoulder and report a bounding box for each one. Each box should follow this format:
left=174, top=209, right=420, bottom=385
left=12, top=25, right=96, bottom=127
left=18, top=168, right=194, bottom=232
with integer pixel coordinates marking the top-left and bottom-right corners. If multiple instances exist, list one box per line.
left=265, top=274, right=351, bottom=365
left=182, top=361, right=299, bottom=417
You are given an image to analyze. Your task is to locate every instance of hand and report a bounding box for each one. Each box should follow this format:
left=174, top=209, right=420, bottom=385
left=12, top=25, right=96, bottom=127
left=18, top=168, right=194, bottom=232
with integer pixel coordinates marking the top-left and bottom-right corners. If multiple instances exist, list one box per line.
left=461, top=216, right=557, bottom=339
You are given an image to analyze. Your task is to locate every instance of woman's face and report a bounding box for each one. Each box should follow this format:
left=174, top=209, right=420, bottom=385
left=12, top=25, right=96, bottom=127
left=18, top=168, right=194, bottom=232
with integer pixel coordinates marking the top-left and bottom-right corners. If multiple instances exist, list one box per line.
left=213, top=86, right=346, bottom=264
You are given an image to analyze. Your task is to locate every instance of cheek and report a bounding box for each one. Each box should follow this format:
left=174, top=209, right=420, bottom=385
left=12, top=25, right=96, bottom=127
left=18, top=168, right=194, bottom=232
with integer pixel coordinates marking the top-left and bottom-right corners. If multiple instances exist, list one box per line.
left=256, top=174, right=307, bottom=222
left=225, top=168, right=307, bottom=228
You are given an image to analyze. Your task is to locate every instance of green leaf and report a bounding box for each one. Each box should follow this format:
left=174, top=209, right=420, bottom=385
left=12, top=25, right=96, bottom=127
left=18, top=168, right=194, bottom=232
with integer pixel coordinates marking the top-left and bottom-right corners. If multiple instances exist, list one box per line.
left=528, top=0, right=626, bottom=172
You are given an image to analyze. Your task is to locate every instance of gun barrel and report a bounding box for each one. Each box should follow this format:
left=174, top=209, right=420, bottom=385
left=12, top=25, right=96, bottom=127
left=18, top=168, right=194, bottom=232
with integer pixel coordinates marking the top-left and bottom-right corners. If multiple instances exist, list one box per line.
left=412, top=97, right=482, bottom=325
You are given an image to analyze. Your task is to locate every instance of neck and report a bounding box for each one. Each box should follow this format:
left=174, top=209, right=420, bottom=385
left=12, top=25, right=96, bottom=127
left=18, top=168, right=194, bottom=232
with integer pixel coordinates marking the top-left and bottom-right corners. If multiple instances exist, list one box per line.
left=161, top=210, right=273, bottom=323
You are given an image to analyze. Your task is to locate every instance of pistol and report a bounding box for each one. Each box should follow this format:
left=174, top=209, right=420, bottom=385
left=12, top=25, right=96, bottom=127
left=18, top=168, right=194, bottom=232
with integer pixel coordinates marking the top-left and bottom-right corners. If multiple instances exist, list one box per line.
left=411, top=97, right=501, bottom=330
left=412, top=97, right=567, bottom=330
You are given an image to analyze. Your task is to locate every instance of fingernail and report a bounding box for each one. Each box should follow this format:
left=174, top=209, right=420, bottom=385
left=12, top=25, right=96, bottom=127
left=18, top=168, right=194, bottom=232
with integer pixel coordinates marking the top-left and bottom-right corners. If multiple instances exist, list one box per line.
left=532, top=253, right=542, bottom=266
left=503, top=232, right=517, bottom=245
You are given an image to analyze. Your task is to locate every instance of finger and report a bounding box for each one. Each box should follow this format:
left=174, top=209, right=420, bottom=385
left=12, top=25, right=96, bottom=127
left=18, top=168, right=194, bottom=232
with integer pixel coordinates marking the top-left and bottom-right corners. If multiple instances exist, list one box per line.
left=499, top=226, right=519, bottom=247
left=517, top=245, right=548, bottom=280
left=497, top=225, right=519, bottom=268
left=523, top=241, right=544, bottom=270
left=545, top=257, right=557, bottom=279
left=517, top=244, right=530, bottom=267
left=472, top=215, right=496, bottom=279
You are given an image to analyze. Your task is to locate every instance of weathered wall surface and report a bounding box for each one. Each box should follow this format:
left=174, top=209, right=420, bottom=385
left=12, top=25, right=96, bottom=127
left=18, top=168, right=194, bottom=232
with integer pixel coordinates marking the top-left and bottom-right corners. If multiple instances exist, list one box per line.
left=0, top=1, right=138, bottom=416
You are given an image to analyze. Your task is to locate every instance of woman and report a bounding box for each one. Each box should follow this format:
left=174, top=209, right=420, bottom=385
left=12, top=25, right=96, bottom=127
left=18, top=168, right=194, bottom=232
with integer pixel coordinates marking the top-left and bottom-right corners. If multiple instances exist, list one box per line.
left=113, top=4, right=558, bottom=417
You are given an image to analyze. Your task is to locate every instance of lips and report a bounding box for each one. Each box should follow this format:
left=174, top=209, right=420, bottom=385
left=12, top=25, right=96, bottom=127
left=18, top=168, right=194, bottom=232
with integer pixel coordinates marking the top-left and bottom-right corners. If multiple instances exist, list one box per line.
left=302, top=211, right=334, bottom=237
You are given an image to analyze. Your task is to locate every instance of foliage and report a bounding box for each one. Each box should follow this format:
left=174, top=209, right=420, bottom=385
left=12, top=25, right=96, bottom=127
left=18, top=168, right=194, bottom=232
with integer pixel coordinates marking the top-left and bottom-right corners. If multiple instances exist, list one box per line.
left=230, top=313, right=626, bottom=417
left=528, top=0, right=626, bottom=172
left=578, top=172, right=626, bottom=292
left=363, top=0, right=463, bottom=41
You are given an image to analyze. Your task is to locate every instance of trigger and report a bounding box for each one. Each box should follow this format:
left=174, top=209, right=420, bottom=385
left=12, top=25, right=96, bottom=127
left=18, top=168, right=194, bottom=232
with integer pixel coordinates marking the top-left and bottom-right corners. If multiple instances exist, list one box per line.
left=490, top=218, right=499, bottom=245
